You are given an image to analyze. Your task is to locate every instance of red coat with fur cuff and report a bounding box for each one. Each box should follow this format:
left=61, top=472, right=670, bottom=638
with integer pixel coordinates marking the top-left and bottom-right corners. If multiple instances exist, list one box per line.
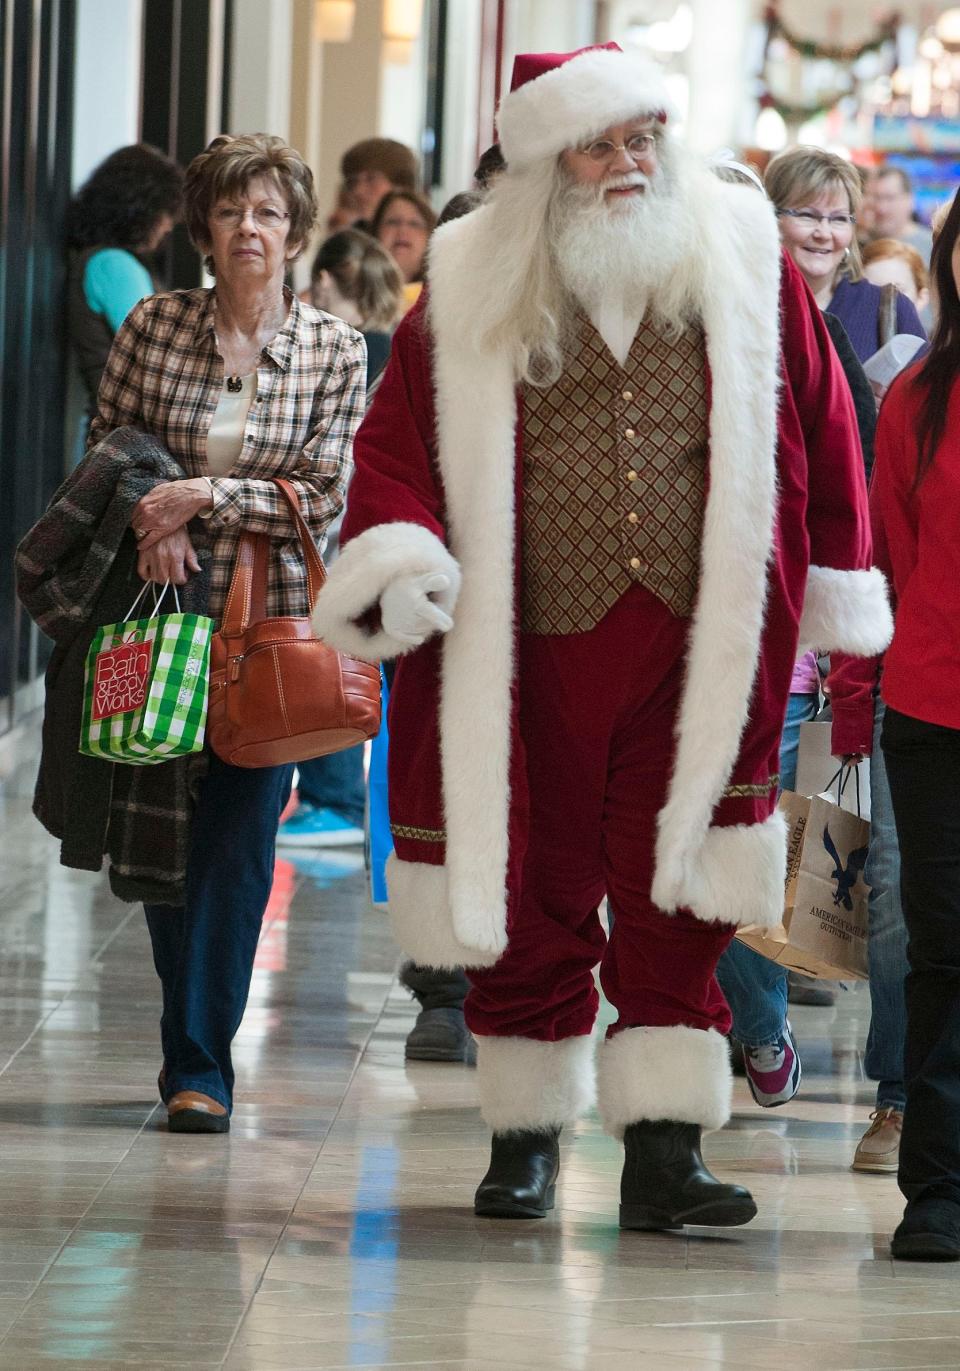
left=313, top=187, right=892, bottom=970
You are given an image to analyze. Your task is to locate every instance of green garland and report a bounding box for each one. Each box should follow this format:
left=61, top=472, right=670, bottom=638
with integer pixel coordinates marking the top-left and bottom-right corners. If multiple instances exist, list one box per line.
left=764, top=4, right=899, bottom=64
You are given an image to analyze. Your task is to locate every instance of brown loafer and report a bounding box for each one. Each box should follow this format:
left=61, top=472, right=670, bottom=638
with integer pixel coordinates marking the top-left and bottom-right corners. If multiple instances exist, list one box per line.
left=167, top=1090, right=230, bottom=1134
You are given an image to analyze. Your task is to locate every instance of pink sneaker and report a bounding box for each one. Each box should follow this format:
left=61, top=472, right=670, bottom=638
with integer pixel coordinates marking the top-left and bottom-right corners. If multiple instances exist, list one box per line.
left=743, top=1022, right=802, bottom=1107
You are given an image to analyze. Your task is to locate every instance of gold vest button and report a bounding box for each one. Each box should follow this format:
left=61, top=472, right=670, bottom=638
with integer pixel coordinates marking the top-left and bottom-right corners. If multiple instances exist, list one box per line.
left=629, top=557, right=642, bottom=570
left=626, top=470, right=638, bottom=482
left=622, top=389, right=634, bottom=401
left=627, top=511, right=639, bottom=524
left=624, top=427, right=636, bottom=439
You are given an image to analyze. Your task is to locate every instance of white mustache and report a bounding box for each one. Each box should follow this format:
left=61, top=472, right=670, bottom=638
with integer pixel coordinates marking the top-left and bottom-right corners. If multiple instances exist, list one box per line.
left=601, top=172, right=651, bottom=192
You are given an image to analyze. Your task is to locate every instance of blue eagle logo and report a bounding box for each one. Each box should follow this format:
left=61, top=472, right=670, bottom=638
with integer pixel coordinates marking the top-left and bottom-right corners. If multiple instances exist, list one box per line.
left=822, top=825, right=868, bottom=911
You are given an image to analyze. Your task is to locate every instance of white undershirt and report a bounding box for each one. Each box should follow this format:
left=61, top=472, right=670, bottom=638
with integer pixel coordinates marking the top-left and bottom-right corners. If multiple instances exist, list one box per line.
left=585, top=289, right=646, bottom=367
left=205, top=373, right=255, bottom=476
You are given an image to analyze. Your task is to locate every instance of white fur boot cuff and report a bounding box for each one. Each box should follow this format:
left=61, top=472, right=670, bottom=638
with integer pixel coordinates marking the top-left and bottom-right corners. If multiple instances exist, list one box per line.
left=597, top=1025, right=732, bottom=1136
left=475, top=1034, right=596, bottom=1132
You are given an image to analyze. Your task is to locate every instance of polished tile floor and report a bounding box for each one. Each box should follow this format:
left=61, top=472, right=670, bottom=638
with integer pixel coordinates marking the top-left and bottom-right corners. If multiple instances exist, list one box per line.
left=0, top=731, right=954, bottom=1370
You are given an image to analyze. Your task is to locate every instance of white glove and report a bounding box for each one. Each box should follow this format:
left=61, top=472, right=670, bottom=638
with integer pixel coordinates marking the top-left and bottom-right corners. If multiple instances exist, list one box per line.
left=380, top=572, right=455, bottom=648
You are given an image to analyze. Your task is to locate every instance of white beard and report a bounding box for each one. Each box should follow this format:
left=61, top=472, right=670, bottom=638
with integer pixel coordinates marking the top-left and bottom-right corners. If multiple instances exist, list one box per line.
left=549, top=163, right=698, bottom=330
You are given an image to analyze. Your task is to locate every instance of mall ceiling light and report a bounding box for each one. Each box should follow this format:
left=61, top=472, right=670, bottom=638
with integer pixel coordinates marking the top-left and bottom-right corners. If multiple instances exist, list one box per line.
left=936, top=7, right=960, bottom=50
left=315, top=0, right=355, bottom=43
left=382, top=0, right=424, bottom=60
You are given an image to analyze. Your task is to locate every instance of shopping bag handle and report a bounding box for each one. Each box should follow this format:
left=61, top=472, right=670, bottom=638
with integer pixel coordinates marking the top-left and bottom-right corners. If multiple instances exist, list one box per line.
left=825, top=764, right=862, bottom=817
left=121, top=581, right=181, bottom=622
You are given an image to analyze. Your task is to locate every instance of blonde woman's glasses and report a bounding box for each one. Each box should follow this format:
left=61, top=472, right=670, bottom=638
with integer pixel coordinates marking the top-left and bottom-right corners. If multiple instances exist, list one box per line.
left=778, top=208, right=856, bottom=230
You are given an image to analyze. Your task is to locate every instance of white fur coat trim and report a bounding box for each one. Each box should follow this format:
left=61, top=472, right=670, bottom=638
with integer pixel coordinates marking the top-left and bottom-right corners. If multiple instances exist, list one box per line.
left=497, top=48, right=676, bottom=171
left=652, top=810, right=788, bottom=930
left=427, top=177, right=783, bottom=956
left=476, top=1033, right=596, bottom=1131
left=797, top=565, right=893, bottom=657
left=597, top=1025, right=732, bottom=1136
left=311, top=521, right=461, bottom=661
left=386, top=855, right=502, bottom=969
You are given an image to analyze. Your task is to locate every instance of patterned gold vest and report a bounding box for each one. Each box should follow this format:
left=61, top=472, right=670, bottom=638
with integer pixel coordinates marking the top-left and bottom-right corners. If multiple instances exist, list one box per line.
left=520, top=312, right=709, bottom=635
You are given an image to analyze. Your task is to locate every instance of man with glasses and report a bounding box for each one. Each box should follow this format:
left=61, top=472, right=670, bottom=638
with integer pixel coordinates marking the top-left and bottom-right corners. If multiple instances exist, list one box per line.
left=314, top=43, right=892, bottom=1232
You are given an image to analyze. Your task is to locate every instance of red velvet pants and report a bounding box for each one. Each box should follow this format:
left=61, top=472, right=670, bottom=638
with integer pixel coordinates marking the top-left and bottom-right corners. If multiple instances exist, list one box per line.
left=466, top=585, right=736, bottom=1043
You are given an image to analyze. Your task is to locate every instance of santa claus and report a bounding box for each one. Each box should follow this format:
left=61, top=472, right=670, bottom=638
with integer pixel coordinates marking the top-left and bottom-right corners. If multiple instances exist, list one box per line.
left=313, top=44, right=892, bottom=1230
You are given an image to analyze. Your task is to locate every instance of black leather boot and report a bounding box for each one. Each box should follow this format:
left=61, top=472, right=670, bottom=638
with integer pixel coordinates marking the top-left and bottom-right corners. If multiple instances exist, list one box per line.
left=474, top=1128, right=560, bottom=1219
left=620, top=1120, right=756, bottom=1230
left=400, top=962, right=475, bottom=1064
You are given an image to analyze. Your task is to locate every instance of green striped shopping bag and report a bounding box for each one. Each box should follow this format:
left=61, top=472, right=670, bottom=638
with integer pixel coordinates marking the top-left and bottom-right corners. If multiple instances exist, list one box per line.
left=80, top=582, right=213, bottom=765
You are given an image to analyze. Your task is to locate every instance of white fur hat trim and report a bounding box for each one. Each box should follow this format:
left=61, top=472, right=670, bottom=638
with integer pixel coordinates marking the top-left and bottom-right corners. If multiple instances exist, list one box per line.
left=497, top=47, right=676, bottom=171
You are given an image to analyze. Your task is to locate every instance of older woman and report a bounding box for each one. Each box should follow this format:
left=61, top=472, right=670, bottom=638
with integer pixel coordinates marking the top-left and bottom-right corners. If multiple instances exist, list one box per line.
left=89, top=134, right=366, bottom=1132
left=765, top=147, right=925, bottom=363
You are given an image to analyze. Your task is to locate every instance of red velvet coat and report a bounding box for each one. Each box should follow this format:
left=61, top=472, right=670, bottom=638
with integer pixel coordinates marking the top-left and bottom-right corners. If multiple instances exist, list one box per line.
left=314, top=177, right=893, bottom=970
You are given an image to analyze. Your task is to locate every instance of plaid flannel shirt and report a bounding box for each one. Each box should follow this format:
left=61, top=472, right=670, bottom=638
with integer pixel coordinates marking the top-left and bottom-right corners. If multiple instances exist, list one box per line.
left=89, top=287, right=366, bottom=619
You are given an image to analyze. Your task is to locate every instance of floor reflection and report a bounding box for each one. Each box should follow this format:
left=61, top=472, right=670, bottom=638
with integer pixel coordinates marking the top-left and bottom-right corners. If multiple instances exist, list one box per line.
left=0, top=735, right=948, bottom=1368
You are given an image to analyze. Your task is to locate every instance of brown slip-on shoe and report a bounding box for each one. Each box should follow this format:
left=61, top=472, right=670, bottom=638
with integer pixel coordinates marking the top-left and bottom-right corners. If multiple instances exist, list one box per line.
left=852, top=1107, right=902, bottom=1173
left=167, top=1090, right=230, bottom=1134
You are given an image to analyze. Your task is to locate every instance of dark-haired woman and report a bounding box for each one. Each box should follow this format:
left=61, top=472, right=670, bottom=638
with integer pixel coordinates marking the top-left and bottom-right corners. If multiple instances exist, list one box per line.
left=67, top=144, right=184, bottom=406
left=873, top=194, right=960, bottom=1260
left=370, top=188, right=437, bottom=313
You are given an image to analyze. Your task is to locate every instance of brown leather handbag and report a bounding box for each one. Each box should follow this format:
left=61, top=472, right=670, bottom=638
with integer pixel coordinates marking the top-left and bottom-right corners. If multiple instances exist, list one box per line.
left=207, top=478, right=381, bottom=768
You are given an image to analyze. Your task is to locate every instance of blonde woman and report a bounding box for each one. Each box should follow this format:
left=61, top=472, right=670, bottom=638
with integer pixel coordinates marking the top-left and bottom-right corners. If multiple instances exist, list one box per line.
left=280, top=228, right=404, bottom=852
left=90, top=134, right=366, bottom=1132
left=310, top=228, right=404, bottom=396
left=766, top=146, right=925, bottom=362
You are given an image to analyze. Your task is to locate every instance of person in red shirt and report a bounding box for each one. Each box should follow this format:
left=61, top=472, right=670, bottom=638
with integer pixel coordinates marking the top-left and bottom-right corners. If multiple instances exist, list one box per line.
left=868, top=189, right=960, bottom=1260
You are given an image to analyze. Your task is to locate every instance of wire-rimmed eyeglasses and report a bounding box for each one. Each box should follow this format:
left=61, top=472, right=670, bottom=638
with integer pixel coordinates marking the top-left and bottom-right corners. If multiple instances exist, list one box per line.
left=777, top=208, right=856, bottom=230
left=576, top=133, right=657, bottom=164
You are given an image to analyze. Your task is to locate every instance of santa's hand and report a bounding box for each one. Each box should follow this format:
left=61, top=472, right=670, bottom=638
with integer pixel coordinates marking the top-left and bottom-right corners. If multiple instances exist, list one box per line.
left=380, top=572, right=455, bottom=647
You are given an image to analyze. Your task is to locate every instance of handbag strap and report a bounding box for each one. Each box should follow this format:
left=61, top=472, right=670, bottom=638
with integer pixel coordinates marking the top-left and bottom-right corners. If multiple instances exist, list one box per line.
left=219, top=478, right=327, bottom=637
left=878, top=283, right=899, bottom=350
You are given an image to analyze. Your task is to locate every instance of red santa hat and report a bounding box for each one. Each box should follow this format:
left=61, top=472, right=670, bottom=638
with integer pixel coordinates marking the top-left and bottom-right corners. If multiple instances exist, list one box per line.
left=496, top=43, right=676, bottom=172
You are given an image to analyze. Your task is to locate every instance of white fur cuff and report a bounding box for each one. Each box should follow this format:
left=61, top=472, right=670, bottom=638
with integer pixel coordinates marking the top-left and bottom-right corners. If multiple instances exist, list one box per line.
left=652, top=810, right=787, bottom=929
left=387, top=854, right=502, bottom=970
left=476, top=1034, right=596, bottom=1131
left=797, top=565, right=893, bottom=656
left=311, top=522, right=461, bottom=661
left=597, top=1025, right=732, bottom=1136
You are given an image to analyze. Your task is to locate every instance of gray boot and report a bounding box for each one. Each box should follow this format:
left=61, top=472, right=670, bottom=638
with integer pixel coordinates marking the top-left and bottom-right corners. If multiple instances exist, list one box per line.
left=400, top=962, right=476, bottom=1064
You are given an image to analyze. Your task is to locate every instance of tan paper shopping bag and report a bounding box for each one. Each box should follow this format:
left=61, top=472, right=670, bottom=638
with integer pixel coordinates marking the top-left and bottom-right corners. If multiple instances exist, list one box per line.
left=788, top=794, right=869, bottom=978
left=734, top=791, right=869, bottom=981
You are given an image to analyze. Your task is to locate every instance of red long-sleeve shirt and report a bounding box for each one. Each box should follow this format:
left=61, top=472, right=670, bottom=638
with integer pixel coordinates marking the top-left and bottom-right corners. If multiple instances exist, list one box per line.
left=835, top=361, right=960, bottom=745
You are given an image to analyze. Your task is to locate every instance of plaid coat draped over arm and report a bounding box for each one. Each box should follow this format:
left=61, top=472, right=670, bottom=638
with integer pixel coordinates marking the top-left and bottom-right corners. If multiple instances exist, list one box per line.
left=88, top=287, right=367, bottom=620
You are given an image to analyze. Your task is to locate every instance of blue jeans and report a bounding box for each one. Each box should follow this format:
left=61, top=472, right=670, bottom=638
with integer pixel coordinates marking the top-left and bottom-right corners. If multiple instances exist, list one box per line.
left=144, top=753, right=294, bottom=1111
left=716, top=691, right=819, bottom=1047
left=865, top=700, right=907, bottom=1110
left=296, top=745, right=366, bottom=827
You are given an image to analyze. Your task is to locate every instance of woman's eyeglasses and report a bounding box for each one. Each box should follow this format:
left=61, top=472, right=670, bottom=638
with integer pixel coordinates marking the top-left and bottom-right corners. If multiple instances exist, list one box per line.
left=777, top=208, right=856, bottom=230
left=211, top=206, right=289, bottom=229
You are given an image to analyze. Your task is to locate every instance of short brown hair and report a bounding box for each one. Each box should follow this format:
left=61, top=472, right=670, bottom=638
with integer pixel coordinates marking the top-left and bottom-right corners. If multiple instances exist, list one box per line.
left=183, top=133, right=318, bottom=269
left=874, top=164, right=912, bottom=194
left=765, top=145, right=864, bottom=282
left=862, top=237, right=928, bottom=296
left=340, top=138, right=418, bottom=192
left=312, top=228, right=403, bottom=331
